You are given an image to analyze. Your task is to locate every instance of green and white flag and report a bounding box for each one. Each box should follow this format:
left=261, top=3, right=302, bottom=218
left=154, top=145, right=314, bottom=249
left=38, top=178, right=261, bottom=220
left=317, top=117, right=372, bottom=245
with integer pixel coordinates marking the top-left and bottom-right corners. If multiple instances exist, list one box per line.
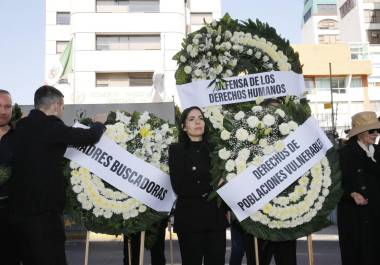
left=45, top=39, right=73, bottom=85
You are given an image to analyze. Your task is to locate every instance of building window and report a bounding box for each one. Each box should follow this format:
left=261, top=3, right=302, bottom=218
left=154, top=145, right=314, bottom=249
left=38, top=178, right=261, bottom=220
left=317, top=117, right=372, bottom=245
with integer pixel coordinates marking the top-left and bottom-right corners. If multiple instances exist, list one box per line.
left=304, top=8, right=312, bottom=23
left=367, top=30, right=380, bottom=44
left=96, top=0, right=159, bottom=13
left=304, top=78, right=315, bottom=89
left=340, top=0, right=356, bottom=19
left=56, top=41, right=69, bottom=55
left=364, top=9, right=380, bottom=23
left=318, top=34, right=340, bottom=44
left=317, top=4, right=337, bottom=15
left=96, top=35, right=160, bottom=50
left=318, top=19, right=338, bottom=30
left=350, top=77, right=362, bottom=87
left=190, top=12, right=213, bottom=25
left=56, top=12, right=70, bottom=25
left=315, top=77, right=346, bottom=93
left=96, top=72, right=153, bottom=87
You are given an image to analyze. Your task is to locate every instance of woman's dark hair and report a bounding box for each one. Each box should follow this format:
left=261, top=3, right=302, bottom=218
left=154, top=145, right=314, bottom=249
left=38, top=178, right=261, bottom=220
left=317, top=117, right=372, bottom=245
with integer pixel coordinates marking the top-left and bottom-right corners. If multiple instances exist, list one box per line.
left=178, top=106, right=209, bottom=146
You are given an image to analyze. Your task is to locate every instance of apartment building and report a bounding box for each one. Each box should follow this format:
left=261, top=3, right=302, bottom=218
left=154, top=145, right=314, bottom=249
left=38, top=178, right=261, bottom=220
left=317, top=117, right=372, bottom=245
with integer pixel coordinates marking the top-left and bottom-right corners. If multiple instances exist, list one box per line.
left=45, top=0, right=221, bottom=104
left=302, top=0, right=340, bottom=44
left=293, top=44, right=375, bottom=134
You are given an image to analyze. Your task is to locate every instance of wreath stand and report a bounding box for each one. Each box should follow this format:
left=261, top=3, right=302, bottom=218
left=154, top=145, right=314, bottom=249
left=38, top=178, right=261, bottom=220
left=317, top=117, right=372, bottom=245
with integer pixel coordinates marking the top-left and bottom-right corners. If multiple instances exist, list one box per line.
left=82, top=231, right=147, bottom=265
left=84, top=231, right=90, bottom=265
left=126, top=231, right=146, bottom=265
left=168, top=219, right=174, bottom=265
left=253, top=235, right=315, bottom=265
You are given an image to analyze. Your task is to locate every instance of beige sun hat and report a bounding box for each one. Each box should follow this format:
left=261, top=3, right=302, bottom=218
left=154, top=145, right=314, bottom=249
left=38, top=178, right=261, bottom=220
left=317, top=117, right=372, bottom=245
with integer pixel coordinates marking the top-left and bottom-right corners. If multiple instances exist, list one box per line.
left=347, top=111, right=380, bottom=138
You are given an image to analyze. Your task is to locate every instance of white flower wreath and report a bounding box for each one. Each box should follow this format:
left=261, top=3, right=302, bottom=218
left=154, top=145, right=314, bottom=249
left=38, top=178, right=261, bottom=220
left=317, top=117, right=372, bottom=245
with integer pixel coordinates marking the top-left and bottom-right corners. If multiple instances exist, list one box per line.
left=69, top=111, right=175, bottom=221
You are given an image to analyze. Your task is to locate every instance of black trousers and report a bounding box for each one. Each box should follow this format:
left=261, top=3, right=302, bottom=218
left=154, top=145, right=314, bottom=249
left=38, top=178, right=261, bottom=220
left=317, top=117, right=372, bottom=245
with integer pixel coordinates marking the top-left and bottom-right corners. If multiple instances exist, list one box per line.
left=229, top=221, right=255, bottom=265
left=177, top=229, right=226, bottom=265
left=259, top=240, right=297, bottom=265
left=123, top=220, right=166, bottom=265
left=12, top=212, right=67, bottom=265
left=0, top=209, right=21, bottom=265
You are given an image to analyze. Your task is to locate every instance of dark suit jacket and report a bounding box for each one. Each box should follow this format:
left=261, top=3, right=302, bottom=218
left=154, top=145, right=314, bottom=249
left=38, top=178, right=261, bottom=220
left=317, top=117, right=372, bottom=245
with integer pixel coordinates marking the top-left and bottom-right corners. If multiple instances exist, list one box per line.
left=9, top=109, right=105, bottom=217
left=168, top=141, right=226, bottom=233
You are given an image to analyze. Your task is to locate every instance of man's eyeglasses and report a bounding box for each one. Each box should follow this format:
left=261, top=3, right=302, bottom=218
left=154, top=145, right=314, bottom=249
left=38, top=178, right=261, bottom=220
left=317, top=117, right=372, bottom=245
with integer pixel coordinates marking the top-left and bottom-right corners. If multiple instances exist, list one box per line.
left=368, top=129, right=380, bottom=134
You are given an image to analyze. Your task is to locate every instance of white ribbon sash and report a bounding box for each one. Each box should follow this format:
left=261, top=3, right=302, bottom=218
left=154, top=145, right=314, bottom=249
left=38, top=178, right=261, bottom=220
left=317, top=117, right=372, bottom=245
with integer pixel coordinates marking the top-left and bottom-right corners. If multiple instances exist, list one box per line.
left=217, top=117, right=332, bottom=221
left=64, top=123, right=177, bottom=212
left=176, top=71, right=307, bottom=109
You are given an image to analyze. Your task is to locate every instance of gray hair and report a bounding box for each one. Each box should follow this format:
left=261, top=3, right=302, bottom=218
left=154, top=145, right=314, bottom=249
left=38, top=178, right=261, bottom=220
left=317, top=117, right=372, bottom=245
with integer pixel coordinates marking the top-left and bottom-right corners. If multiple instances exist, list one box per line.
left=34, top=85, right=64, bottom=109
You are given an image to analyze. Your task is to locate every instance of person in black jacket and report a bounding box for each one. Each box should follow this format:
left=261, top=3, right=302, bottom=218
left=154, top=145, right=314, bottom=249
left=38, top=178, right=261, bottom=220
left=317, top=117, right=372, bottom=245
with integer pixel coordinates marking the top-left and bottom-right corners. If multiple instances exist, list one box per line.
left=169, top=106, right=227, bottom=265
left=9, top=85, right=107, bottom=265
left=0, top=90, right=20, bottom=265
left=338, top=111, right=380, bottom=265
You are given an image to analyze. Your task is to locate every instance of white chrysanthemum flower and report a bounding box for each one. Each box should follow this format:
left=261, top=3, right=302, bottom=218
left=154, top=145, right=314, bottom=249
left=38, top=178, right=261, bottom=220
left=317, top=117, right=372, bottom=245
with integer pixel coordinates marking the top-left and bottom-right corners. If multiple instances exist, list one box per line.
left=298, top=176, right=309, bottom=186
left=184, top=66, right=192, bottom=74
left=263, top=145, right=274, bottom=155
left=274, top=140, right=285, bottom=152
left=259, top=138, right=268, bottom=147
left=218, top=148, right=231, bottom=160
left=236, top=128, right=249, bottom=141
left=226, top=173, right=237, bottom=181
left=255, top=51, right=262, bottom=59
left=252, top=106, right=263, bottom=113
left=248, top=134, right=256, bottom=142
left=247, top=116, right=259, bottom=128
left=288, top=121, right=298, bottom=131
left=262, top=55, right=269, bottom=62
left=138, top=205, right=147, bottom=213
left=180, top=55, right=187, bottom=63
left=221, top=130, right=231, bottom=140
left=216, top=65, right=223, bottom=74
left=73, top=185, right=83, bottom=194
left=236, top=159, right=247, bottom=174
left=225, top=69, right=233, bottom=77
left=279, top=123, right=290, bottom=135
left=256, top=96, right=264, bottom=105
left=225, top=159, right=235, bottom=172
left=234, top=111, right=245, bottom=120
left=70, top=161, right=80, bottom=169
left=238, top=148, right=250, bottom=161
left=275, top=109, right=286, bottom=118
left=194, top=69, right=202, bottom=77
left=323, top=177, right=332, bottom=188
left=263, top=114, right=275, bottom=127
left=252, top=156, right=263, bottom=166
left=247, top=49, right=253, bottom=55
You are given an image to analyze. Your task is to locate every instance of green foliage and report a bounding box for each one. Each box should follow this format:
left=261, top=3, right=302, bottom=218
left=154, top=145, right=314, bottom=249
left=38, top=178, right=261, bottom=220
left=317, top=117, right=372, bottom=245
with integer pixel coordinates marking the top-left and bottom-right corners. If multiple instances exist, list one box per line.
left=64, top=111, right=174, bottom=246
left=174, top=14, right=343, bottom=241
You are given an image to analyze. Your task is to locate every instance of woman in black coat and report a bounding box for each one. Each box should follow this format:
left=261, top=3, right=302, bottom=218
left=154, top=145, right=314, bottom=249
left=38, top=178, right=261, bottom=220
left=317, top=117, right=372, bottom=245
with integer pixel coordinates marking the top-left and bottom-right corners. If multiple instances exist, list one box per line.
left=169, top=106, right=227, bottom=265
left=338, top=111, right=380, bottom=265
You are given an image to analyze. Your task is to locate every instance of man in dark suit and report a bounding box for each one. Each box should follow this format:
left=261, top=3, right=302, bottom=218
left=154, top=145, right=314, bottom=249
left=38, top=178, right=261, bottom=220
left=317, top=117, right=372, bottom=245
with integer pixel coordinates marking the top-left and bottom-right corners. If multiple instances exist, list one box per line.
left=9, top=85, right=107, bottom=265
left=0, top=89, right=21, bottom=265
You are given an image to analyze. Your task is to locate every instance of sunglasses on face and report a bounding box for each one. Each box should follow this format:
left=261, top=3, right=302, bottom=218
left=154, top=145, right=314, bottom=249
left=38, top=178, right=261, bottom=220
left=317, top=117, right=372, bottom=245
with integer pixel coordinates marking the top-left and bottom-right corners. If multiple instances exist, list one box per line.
left=368, top=129, right=380, bottom=134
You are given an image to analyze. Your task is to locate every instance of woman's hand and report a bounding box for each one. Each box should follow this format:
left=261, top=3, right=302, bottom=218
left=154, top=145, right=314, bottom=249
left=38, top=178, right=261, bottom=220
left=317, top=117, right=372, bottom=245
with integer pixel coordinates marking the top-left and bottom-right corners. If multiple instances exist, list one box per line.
left=350, top=192, right=368, bottom=206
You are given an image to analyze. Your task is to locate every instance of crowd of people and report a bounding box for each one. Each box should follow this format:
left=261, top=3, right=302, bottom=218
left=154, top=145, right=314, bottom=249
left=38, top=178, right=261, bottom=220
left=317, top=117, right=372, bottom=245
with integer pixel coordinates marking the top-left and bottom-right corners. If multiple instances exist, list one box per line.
left=0, top=85, right=379, bottom=265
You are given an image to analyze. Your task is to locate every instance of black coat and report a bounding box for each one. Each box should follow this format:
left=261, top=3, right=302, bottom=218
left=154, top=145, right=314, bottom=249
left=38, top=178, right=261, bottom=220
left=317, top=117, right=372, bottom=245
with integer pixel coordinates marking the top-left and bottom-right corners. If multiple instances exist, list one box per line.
left=9, top=109, right=105, bottom=218
left=337, top=140, right=380, bottom=265
left=168, top=141, right=226, bottom=233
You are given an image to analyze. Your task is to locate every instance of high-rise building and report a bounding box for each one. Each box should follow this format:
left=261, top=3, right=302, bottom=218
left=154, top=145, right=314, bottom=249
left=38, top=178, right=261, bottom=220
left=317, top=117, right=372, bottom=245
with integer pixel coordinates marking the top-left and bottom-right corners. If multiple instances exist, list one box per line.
left=45, top=0, right=221, bottom=104
left=302, top=0, right=340, bottom=44
left=301, top=0, right=380, bottom=135
left=337, top=0, right=380, bottom=86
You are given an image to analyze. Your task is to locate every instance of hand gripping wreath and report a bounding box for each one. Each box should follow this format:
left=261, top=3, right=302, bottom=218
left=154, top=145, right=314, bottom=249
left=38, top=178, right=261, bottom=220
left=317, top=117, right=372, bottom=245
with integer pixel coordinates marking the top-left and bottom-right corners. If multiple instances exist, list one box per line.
left=174, top=14, right=342, bottom=241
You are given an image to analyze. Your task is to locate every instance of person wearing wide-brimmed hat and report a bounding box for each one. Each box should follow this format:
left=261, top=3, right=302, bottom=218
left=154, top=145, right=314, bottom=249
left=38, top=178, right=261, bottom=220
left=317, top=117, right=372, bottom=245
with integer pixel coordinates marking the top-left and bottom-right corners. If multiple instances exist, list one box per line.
left=338, top=111, right=380, bottom=265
